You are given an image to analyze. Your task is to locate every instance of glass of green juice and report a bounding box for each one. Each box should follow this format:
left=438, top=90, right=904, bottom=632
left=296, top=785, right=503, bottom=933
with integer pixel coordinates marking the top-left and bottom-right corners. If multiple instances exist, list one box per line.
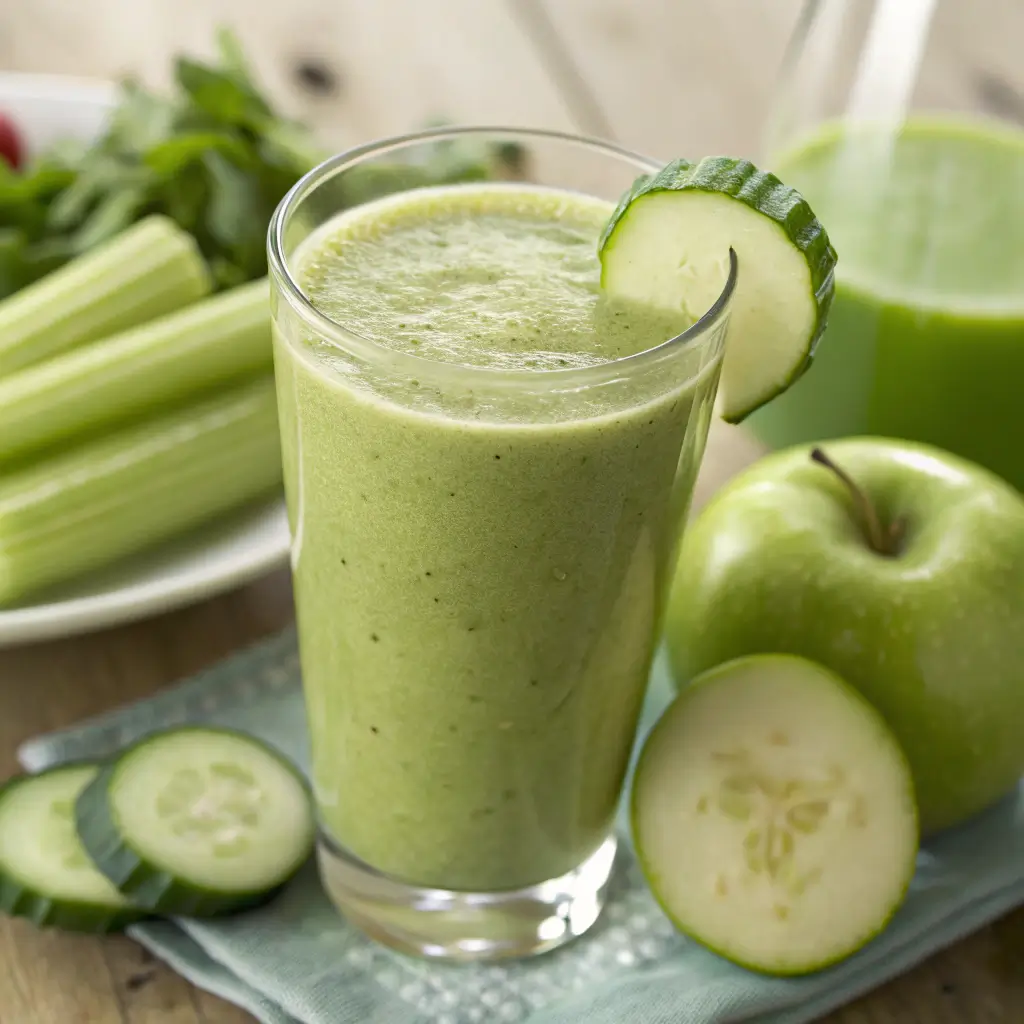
left=747, top=0, right=1024, bottom=490
left=267, top=127, right=734, bottom=960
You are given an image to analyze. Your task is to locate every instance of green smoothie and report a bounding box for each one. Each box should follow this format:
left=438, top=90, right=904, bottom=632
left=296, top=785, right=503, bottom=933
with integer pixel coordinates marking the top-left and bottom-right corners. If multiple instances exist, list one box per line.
left=273, top=183, right=720, bottom=892
left=748, top=117, right=1024, bottom=490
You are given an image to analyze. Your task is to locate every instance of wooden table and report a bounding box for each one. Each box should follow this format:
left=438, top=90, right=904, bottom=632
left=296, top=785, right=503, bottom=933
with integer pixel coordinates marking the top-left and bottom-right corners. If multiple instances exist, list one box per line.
left=1, top=1, right=1022, bottom=1020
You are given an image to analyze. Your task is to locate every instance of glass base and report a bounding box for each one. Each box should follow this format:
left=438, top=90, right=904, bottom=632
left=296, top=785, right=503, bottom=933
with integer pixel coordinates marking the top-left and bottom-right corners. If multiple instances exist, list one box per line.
left=316, top=832, right=618, bottom=961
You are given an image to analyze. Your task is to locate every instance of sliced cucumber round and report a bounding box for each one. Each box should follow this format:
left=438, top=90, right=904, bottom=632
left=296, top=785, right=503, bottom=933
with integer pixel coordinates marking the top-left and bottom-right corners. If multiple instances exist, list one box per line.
left=631, top=654, right=917, bottom=976
left=0, top=764, right=143, bottom=933
left=75, top=727, right=315, bottom=917
left=599, top=157, right=837, bottom=423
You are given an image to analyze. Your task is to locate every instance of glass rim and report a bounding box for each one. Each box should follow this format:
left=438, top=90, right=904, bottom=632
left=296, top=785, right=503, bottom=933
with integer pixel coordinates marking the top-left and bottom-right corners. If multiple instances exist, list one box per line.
left=268, top=124, right=737, bottom=391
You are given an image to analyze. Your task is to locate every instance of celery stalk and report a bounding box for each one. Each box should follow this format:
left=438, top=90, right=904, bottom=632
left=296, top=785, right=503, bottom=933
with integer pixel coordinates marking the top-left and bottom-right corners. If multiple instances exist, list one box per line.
left=0, top=377, right=282, bottom=606
left=0, top=278, right=271, bottom=465
left=0, top=215, right=211, bottom=376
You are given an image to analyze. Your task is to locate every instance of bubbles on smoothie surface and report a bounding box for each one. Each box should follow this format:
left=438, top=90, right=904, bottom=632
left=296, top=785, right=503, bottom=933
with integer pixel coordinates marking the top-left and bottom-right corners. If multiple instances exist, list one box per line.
left=296, top=184, right=692, bottom=369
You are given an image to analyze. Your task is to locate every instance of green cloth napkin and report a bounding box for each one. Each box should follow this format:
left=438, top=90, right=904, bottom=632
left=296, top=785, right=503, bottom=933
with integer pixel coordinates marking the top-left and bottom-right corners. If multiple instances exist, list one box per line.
left=19, top=628, right=1024, bottom=1024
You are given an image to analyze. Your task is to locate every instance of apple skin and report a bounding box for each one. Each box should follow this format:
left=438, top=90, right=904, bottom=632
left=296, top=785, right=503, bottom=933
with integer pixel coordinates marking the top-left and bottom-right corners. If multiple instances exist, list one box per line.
left=665, top=436, right=1024, bottom=835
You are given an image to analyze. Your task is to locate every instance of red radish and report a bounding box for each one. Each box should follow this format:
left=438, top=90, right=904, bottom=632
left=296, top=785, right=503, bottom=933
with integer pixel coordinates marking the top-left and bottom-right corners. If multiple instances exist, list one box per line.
left=0, top=113, right=23, bottom=170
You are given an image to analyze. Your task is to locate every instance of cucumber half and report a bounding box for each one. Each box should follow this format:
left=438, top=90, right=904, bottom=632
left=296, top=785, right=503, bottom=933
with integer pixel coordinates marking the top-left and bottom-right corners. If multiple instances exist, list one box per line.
left=0, top=764, right=143, bottom=933
left=75, top=727, right=315, bottom=917
left=631, top=654, right=917, bottom=975
left=599, top=158, right=837, bottom=423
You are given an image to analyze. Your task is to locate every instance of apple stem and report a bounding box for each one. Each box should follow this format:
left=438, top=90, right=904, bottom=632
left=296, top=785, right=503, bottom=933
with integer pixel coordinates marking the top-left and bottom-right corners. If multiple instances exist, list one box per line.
left=810, top=447, right=903, bottom=557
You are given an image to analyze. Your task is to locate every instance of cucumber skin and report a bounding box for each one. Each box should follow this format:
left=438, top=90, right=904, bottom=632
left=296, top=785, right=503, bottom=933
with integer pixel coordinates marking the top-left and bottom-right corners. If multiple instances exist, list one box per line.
left=74, top=727, right=313, bottom=918
left=600, top=157, right=838, bottom=423
left=0, top=876, right=143, bottom=934
left=0, top=766, right=146, bottom=934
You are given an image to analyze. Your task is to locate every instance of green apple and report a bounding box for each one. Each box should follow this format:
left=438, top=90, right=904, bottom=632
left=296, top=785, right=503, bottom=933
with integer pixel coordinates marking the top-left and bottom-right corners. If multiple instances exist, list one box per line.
left=666, top=437, right=1024, bottom=835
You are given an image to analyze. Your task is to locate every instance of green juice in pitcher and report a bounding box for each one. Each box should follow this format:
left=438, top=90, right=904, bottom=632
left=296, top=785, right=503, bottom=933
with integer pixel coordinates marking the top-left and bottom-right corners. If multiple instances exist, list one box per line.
left=748, top=116, right=1024, bottom=490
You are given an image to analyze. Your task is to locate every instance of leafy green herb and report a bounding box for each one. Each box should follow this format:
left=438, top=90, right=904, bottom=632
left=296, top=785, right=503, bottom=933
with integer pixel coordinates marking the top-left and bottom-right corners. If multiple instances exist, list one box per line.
left=0, top=29, right=527, bottom=301
left=0, top=31, right=318, bottom=299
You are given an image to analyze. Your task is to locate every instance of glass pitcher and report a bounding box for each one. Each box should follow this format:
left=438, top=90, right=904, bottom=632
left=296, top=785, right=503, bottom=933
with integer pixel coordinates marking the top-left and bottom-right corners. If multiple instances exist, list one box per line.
left=746, top=0, right=1024, bottom=492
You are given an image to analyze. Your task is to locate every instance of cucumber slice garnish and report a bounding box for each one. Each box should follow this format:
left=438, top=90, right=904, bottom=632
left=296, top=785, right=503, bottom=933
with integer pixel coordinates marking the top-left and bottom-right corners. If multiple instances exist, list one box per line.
left=631, top=654, right=917, bottom=975
left=75, top=727, right=315, bottom=917
left=599, top=157, right=837, bottom=423
left=0, top=764, right=143, bottom=933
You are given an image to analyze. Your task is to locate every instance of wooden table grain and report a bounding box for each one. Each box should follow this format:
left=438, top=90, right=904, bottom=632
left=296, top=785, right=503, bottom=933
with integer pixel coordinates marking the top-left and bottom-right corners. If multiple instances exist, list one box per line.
left=0, top=1, right=1021, bottom=1020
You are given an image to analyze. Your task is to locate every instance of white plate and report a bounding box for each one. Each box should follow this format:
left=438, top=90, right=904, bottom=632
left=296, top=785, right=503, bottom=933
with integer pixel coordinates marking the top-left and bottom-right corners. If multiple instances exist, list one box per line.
left=0, top=72, right=291, bottom=647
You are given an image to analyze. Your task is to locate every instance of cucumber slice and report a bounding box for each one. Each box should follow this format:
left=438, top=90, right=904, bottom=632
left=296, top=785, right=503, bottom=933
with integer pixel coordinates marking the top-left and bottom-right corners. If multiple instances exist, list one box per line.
left=599, top=158, right=837, bottom=423
left=75, top=727, right=315, bottom=917
left=0, top=764, right=143, bottom=933
left=631, top=654, right=917, bottom=975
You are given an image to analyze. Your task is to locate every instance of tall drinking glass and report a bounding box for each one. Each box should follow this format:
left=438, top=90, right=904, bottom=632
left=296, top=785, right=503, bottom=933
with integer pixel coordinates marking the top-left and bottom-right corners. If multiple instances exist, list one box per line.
left=268, top=127, right=735, bottom=960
